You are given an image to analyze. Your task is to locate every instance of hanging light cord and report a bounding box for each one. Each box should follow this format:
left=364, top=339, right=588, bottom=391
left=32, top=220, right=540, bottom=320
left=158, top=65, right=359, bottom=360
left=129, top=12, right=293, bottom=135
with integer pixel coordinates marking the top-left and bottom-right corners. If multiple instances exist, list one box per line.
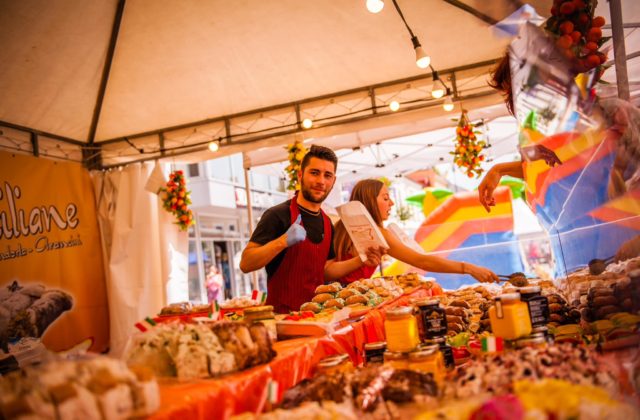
left=391, top=0, right=416, bottom=38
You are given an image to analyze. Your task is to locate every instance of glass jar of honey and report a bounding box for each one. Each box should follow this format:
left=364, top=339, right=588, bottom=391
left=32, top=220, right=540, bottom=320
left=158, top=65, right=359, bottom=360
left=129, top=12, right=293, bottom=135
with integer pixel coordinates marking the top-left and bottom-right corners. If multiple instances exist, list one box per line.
left=384, top=306, right=420, bottom=353
left=408, top=345, right=445, bottom=386
left=423, top=336, right=454, bottom=370
left=316, top=354, right=353, bottom=376
left=488, top=293, right=532, bottom=340
left=364, top=342, right=386, bottom=365
left=383, top=351, right=409, bottom=370
left=415, top=298, right=448, bottom=339
left=243, top=305, right=277, bottom=341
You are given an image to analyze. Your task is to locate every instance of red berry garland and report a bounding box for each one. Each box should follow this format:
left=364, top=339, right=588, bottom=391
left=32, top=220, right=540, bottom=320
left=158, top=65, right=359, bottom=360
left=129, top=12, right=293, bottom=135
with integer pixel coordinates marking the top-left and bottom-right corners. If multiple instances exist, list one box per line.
left=546, top=0, right=608, bottom=77
left=160, top=170, right=194, bottom=231
left=451, top=110, right=486, bottom=179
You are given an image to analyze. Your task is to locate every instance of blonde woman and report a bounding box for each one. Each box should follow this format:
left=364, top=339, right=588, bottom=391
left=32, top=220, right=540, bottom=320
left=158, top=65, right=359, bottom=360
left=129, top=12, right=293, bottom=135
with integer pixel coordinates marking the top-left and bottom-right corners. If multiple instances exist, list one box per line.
left=333, top=179, right=499, bottom=284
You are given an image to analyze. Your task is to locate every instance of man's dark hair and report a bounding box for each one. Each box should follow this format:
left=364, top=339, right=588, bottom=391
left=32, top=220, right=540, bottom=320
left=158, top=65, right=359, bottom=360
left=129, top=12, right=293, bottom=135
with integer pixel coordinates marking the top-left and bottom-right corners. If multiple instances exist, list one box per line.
left=300, top=145, right=338, bottom=172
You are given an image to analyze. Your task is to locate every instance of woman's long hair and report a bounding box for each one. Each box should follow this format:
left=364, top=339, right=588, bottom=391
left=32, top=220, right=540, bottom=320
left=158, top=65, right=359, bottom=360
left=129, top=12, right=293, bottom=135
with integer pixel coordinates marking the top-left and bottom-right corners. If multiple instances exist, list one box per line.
left=334, top=179, right=384, bottom=260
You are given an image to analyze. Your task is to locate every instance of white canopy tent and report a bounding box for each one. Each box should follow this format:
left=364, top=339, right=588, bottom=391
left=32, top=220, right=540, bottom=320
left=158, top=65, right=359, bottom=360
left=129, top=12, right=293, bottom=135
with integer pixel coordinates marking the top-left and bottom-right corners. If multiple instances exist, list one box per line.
left=1, top=0, right=638, bottom=355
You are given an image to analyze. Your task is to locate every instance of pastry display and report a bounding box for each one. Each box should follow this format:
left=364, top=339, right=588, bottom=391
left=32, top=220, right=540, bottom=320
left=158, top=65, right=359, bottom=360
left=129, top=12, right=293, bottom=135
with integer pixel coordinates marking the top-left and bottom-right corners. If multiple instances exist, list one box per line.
left=0, top=355, right=159, bottom=420
left=126, top=321, right=275, bottom=379
left=1, top=281, right=73, bottom=349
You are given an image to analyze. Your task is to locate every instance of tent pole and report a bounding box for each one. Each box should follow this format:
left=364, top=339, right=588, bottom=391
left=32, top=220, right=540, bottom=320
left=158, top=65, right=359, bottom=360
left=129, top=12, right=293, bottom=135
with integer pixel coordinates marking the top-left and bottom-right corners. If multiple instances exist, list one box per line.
left=243, top=162, right=259, bottom=291
left=609, top=0, right=630, bottom=100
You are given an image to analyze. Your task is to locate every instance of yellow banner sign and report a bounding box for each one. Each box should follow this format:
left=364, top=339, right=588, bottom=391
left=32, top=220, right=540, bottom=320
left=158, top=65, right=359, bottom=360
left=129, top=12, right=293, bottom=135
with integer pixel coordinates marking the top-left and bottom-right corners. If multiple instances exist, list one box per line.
left=0, top=151, right=108, bottom=352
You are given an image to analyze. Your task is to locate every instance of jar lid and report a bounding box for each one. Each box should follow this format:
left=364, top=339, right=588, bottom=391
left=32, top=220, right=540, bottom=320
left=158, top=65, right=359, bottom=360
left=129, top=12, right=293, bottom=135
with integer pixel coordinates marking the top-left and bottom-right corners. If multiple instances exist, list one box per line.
left=386, top=306, right=413, bottom=318
left=408, top=345, right=438, bottom=359
left=364, top=341, right=387, bottom=351
left=383, top=351, right=409, bottom=360
left=244, top=305, right=274, bottom=314
left=532, top=325, right=548, bottom=334
left=423, top=336, right=446, bottom=345
left=414, top=298, right=440, bottom=307
left=317, top=353, right=349, bottom=368
left=494, top=293, right=521, bottom=302
left=516, top=335, right=546, bottom=347
left=518, top=286, right=541, bottom=294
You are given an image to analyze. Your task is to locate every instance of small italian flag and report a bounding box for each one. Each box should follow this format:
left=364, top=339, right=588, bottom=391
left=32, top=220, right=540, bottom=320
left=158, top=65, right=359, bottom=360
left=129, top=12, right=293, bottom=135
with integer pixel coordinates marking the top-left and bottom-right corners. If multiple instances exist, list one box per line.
left=209, top=301, right=220, bottom=320
left=134, top=317, right=157, bottom=332
left=252, top=290, right=267, bottom=304
left=267, top=379, right=279, bottom=404
left=481, top=336, right=504, bottom=353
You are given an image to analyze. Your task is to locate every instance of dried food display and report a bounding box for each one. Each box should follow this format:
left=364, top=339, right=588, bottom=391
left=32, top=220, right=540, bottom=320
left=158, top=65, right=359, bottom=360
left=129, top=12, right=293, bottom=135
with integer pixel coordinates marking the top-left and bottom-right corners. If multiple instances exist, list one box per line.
left=0, top=355, right=159, bottom=420
left=126, top=321, right=275, bottom=379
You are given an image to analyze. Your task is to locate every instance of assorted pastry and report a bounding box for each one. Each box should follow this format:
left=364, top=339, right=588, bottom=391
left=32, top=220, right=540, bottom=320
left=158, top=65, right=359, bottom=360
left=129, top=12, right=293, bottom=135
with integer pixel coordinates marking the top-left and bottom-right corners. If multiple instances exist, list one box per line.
left=1, top=281, right=73, bottom=350
left=0, top=355, right=159, bottom=420
left=126, top=321, right=275, bottom=379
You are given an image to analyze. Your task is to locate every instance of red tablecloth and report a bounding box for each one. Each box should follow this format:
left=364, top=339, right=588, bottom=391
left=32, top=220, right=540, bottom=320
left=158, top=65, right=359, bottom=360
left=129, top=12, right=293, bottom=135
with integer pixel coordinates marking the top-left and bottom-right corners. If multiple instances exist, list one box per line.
left=150, top=286, right=440, bottom=419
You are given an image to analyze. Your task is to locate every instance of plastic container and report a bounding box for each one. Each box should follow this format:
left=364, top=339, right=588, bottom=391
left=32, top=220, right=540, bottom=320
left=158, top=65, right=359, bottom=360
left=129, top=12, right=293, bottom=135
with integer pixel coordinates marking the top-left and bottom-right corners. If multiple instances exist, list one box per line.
left=244, top=305, right=277, bottom=341
left=489, top=293, right=532, bottom=340
left=384, top=306, right=420, bottom=352
left=316, top=354, right=353, bottom=376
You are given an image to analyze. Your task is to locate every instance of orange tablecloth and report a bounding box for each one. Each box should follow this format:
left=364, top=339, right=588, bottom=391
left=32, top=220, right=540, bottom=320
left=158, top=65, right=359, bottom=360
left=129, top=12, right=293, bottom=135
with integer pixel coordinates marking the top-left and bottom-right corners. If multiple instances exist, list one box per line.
left=150, top=286, right=441, bottom=419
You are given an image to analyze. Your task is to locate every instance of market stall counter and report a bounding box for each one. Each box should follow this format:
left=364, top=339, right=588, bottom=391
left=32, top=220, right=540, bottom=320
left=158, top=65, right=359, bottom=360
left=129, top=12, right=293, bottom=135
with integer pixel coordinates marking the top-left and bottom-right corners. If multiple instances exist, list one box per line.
left=149, top=285, right=438, bottom=419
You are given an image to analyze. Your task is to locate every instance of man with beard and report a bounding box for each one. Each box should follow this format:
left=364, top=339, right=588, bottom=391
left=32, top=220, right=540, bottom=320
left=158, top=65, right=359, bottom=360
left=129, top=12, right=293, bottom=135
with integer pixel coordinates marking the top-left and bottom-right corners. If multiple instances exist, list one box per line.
left=240, top=145, right=383, bottom=313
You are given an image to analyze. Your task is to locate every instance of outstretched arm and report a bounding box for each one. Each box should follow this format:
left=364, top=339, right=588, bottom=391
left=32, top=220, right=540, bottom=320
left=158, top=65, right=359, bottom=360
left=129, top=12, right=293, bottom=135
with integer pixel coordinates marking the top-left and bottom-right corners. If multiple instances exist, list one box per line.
left=383, top=229, right=499, bottom=283
left=478, top=161, right=524, bottom=212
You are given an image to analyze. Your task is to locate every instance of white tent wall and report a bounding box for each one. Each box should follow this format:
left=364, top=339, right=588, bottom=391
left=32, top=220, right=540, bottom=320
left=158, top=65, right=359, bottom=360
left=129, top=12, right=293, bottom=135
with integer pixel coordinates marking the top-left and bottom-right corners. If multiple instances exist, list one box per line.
left=91, top=163, right=188, bottom=356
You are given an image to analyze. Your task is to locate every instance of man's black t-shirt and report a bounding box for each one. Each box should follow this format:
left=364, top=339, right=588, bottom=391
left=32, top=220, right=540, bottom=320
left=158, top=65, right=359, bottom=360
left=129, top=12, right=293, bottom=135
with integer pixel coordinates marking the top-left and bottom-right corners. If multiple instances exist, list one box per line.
left=249, top=199, right=336, bottom=278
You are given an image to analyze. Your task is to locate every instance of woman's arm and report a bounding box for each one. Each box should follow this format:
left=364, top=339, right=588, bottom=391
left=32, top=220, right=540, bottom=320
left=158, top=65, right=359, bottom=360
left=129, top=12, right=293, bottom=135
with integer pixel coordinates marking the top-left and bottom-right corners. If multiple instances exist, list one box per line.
left=383, top=229, right=499, bottom=283
left=478, top=161, right=524, bottom=212
left=323, top=247, right=384, bottom=281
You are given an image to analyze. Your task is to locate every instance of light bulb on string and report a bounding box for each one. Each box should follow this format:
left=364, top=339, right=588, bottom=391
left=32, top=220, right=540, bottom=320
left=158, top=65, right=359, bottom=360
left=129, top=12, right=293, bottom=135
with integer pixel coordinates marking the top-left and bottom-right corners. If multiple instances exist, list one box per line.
left=389, top=101, right=400, bottom=112
left=366, top=0, right=384, bottom=13
left=302, top=118, right=313, bottom=129
left=411, top=36, right=430, bottom=69
left=431, top=75, right=445, bottom=99
left=208, top=140, right=219, bottom=152
left=443, top=96, right=454, bottom=112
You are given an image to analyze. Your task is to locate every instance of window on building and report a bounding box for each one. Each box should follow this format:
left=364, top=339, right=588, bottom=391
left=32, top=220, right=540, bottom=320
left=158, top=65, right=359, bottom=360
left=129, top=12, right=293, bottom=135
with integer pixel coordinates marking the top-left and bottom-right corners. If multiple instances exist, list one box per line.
left=208, top=156, right=232, bottom=182
left=230, top=154, right=245, bottom=186
left=188, top=163, right=200, bottom=177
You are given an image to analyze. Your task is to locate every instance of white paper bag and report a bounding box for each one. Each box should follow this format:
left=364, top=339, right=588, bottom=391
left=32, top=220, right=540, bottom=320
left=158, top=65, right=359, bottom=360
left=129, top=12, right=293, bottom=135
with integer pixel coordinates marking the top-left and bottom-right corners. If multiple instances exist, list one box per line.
left=336, top=201, right=389, bottom=262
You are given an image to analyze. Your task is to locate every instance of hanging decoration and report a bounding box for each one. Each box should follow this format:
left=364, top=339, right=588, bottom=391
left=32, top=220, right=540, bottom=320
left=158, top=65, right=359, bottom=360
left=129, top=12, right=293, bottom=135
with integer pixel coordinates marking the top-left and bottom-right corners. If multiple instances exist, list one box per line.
left=160, top=170, right=195, bottom=231
left=284, top=141, right=307, bottom=191
left=544, top=0, right=609, bottom=78
left=451, top=110, right=486, bottom=178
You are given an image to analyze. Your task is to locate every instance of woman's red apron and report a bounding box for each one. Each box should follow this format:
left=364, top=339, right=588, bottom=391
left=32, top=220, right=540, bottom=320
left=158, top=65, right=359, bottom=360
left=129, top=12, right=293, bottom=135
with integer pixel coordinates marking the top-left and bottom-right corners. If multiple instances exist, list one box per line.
left=265, top=195, right=332, bottom=314
left=339, top=252, right=376, bottom=284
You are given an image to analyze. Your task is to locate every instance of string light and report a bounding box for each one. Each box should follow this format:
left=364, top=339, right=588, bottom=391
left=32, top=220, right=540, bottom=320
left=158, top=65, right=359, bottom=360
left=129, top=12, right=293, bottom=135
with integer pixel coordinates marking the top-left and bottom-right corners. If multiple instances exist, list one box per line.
left=389, top=101, right=400, bottom=112
left=302, top=118, right=313, bottom=129
left=208, top=140, right=220, bottom=152
left=443, top=96, right=454, bottom=112
left=430, top=71, right=445, bottom=99
left=411, top=36, right=431, bottom=68
left=366, top=0, right=384, bottom=13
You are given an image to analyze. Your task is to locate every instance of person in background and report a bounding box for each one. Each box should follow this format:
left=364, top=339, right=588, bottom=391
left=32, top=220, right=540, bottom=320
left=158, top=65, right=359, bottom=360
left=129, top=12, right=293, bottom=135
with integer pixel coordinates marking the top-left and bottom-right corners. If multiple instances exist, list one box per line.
left=205, top=265, right=223, bottom=303
left=334, top=179, right=500, bottom=284
left=478, top=52, right=562, bottom=213
left=239, top=145, right=384, bottom=313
